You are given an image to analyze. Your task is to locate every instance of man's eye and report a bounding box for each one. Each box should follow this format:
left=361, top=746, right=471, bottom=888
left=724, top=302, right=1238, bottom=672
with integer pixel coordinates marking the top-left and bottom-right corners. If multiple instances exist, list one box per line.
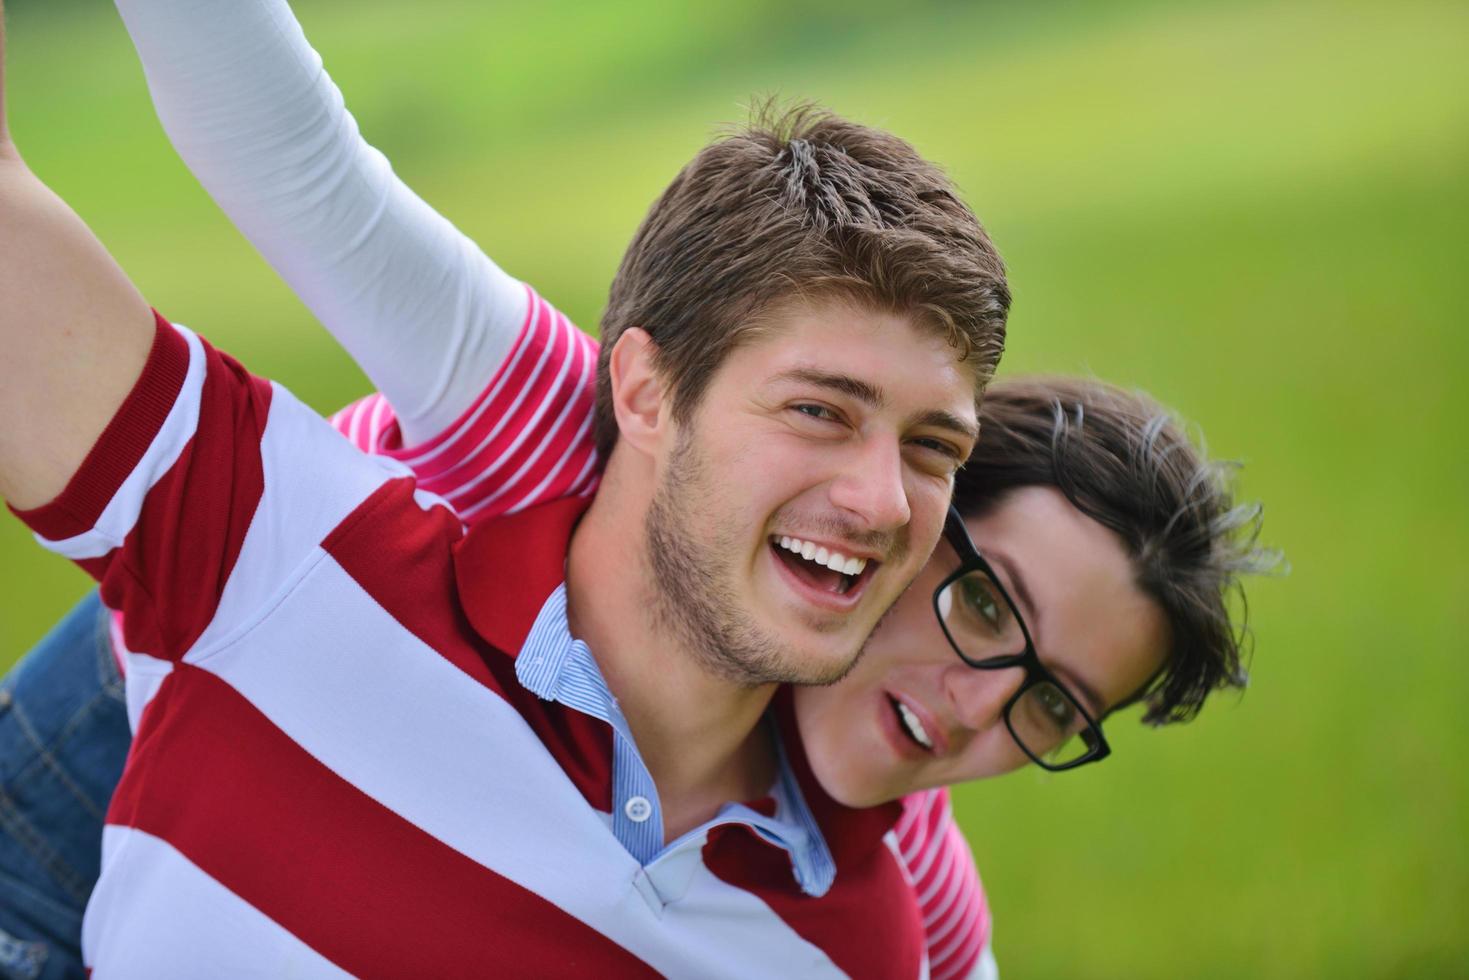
left=912, top=437, right=961, bottom=459
left=792, top=403, right=839, bottom=422
left=906, top=438, right=966, bottom=476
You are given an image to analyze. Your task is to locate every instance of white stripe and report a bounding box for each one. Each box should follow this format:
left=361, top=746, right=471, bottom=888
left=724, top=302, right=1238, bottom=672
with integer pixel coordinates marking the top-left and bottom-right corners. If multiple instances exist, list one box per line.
left=108, top=613, right=175, bottom=733
left=412, top=485, right=460, bottom=521
left=393, top=286, right=547, bottom=471
left=437, top=302, right=578, bottom=500
left=174, top=557, right=848, bottom=977
left=667, top=856, right=853, bottom=978
left=965, top=944, right=999, bottom=980
left=85, top=826, right=352, bottom=978
left=120, top=653, right=174, bottom=734
left=886, top=833, right=934, bottom=980
left=561, top=450, right=603, bottom=501
left=462, top=373, right=594, bottom=519
left=457, top=334, right=592, bottom=515
left=182, top=381, right=408, bottom=658
left=368, top=392, right=392, bottom=450
left=915, top=833, right=959, bottom=909
left=924, top=872, right=975, bottom=948
left=36, top=325, right=207, bottom=560
left=897, top=789, right=940, bottom=865
left=906, top=795, right=954, bottom=886
left=922, top=848, right=972, bottom=930
left=929, top=889, right=983, bottom=975
left=346, top=392, right=368, bottom=449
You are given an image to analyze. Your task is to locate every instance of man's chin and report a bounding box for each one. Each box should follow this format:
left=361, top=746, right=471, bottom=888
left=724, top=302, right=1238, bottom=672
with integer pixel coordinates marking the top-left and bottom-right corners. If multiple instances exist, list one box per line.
left=768, top=634, right=869, bottom=687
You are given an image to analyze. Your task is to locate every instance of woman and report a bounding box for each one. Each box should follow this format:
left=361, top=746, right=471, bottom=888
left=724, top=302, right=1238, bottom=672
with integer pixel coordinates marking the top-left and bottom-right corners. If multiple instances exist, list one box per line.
left=0, top=1, right=1271, bottom=977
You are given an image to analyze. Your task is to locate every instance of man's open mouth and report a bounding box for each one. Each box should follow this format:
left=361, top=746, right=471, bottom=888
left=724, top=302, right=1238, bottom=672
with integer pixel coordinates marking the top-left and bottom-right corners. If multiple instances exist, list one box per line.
left=888, top=695, right=935, bottom=751
left=770, top=535, right=877, bottom=597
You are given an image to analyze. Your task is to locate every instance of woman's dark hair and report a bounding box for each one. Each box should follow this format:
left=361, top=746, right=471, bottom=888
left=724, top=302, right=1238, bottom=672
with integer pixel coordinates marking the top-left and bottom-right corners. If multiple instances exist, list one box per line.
left=956, top=376, right=1282, bottom=725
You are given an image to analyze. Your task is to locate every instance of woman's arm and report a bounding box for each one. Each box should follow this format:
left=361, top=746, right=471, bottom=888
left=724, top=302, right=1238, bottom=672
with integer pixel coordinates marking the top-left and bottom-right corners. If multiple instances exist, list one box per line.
left=112, top=0, right=526, bottom=446
left=894, top=788, right=996, bottom=980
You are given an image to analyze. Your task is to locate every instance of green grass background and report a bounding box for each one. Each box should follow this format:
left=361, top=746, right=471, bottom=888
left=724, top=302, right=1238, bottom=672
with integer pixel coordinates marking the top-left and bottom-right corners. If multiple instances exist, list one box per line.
left=2, top=0, right=1465, bottom=975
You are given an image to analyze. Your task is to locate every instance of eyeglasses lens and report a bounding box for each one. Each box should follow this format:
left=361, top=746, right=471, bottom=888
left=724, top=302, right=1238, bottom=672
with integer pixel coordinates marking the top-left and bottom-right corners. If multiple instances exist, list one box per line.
left=935, top=569, right=1026, bottom=660
left=937, top=567, right=1101, bottom=769
left=1008, top=681, right=1097, bottom=767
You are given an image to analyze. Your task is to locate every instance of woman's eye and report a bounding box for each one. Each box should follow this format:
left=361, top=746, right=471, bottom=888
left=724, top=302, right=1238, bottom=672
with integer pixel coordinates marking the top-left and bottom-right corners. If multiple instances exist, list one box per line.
left=1035, top=685, right=1078, bottom=732
left=960, top=577, right=1003, bottom=631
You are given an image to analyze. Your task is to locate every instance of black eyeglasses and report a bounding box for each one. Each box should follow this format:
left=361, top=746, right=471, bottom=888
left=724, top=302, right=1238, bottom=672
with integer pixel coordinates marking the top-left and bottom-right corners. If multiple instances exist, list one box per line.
left=931, top=505, right=1111, bottom=772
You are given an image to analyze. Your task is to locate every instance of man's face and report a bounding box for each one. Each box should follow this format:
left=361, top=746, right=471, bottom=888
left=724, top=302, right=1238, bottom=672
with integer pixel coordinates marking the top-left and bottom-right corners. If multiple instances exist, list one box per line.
left=643, top=298, right=981, bottom=687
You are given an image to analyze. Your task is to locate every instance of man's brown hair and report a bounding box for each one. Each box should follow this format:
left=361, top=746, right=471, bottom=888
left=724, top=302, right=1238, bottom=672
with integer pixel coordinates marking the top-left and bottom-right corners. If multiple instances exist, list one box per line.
left=594, top=102, right=1011, bottom=460
left=955, top=377, right=1282, bottom=725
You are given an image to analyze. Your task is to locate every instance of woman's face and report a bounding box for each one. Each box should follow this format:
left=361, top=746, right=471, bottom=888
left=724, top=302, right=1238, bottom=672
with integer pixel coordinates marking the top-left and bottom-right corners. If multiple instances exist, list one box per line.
left=794, top=486, right=1171, bottom=808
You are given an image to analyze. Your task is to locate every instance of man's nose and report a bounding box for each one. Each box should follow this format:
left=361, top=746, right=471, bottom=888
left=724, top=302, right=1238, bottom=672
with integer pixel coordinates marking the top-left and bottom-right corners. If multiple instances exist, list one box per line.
left=944, top=662, right=1027, bottom=733
left=827, top=437, right=911, bottom=530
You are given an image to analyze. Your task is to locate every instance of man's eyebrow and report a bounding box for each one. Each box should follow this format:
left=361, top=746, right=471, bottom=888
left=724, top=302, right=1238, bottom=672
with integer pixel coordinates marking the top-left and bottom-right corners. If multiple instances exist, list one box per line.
left=773, top=370, right=980, bottom=441
left=912, top=409, right=980, bottom=443
left=989, top=550, right=1106, bottom=716
left=774, top=368, right=886, bottom=409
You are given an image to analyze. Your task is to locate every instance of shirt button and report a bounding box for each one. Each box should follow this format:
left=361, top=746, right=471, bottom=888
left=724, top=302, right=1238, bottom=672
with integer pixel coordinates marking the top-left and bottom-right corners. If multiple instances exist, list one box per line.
left=623, top=796, right=653, bottom=823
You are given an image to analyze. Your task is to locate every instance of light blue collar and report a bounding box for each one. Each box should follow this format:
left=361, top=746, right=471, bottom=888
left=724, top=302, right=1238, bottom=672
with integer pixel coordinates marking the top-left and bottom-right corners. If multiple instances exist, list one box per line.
left=516, top=583, right=836, bottom=896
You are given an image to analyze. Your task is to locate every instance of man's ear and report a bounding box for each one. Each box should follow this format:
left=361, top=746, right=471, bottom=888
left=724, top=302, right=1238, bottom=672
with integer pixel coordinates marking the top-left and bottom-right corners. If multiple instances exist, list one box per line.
left=608, top=328, right=668, bottom=456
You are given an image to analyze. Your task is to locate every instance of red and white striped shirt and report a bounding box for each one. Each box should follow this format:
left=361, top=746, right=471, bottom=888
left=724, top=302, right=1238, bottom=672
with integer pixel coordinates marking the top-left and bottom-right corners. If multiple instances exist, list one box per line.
left=102, top=0, right=991, bottom=968
left=330, top=288, right=996, bottom=980
left=18, top=314, right=928, bottom=977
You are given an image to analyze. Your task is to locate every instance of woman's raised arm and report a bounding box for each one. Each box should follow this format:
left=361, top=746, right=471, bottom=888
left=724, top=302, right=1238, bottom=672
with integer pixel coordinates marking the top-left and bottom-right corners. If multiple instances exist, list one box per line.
left=113, top=0, right=528, bottom=445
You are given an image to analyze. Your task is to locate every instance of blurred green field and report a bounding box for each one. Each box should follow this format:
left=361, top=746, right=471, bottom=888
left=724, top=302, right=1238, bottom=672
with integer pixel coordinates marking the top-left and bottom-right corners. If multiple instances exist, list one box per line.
left=2, top=0, right=1465, bottom=976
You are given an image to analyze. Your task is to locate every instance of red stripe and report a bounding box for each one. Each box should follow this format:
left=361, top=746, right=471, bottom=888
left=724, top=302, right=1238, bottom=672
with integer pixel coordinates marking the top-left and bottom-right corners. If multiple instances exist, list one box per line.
left=701, top=693, right=921, bottom=976
left=898, top=789, right=989, bottom=980
left=427, top=301, right=575, bottom=492
left=14, top=318, right=271, bottom=666
left=449, top=365, right=595, bottom=517
left=99, top=341, right=270, bottom=662
left=321, top=296, right=603, bottom=521
left=323, top=481, right=615, bottom=812
left=110, top=663, right=655, bottom=978
left=385, top=289, right=549, bottom=471
left=12, top=312, right=188, bottom=540
left=703, top=824, right=926, bottom=979
left=500, top=407, right=597, bottom=514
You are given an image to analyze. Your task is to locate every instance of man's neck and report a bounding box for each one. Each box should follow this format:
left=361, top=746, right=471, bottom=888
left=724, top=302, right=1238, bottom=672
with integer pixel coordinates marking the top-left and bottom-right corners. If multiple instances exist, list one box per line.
left=564, top=470, right=778, bottom=843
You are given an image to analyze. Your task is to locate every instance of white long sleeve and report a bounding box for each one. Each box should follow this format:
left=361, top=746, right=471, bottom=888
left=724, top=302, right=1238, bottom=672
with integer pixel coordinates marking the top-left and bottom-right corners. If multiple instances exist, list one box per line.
left=112, top=0, right=527, bottom=446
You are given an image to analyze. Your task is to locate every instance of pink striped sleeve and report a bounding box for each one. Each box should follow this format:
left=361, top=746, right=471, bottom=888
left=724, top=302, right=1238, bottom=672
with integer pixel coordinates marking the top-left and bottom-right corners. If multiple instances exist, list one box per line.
left=895, top=788, right=992, bottom=980
left=329, top=284, right=602, bottom=524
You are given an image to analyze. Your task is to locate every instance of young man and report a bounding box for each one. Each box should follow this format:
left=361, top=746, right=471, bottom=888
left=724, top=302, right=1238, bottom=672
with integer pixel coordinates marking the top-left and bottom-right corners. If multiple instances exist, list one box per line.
left=0, top=2, right=1009, bottom=974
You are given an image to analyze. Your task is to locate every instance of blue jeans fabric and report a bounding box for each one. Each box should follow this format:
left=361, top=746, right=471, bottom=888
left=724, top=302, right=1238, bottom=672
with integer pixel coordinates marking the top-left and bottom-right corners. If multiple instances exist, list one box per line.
left=0, top=591, right=125, bottom=980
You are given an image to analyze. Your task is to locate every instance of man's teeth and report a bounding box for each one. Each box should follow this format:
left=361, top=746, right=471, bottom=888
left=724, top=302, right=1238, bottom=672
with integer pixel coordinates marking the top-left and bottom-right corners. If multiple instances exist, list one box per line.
left=776, top=536, right=868, bottom=576
left=896, top=701, right=934, bottom=750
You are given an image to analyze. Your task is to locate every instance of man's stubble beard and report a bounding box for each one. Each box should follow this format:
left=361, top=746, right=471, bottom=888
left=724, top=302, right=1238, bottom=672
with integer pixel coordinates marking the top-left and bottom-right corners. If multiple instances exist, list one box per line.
left=643, top=432, right=867, bottom=688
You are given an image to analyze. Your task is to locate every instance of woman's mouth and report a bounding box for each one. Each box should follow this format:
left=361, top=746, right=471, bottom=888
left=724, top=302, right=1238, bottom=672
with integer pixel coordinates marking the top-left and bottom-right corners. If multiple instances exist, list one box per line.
left=887, top=694, right=936, bottom=752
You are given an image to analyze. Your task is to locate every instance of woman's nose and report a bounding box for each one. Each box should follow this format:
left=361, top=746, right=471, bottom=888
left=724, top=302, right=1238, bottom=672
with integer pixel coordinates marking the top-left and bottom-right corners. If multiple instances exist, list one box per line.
left=944, top=663, right=1026, bottom=732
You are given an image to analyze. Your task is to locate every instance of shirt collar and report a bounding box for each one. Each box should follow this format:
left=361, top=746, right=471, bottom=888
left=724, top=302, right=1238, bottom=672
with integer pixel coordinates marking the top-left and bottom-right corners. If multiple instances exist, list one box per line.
left=771, top=688, right=905, bottom=871
left=453, top=494, right=591, bottom=655
left=453, top=496, right=899, bottom=889
left=512, top=584, right=839, bottom=895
